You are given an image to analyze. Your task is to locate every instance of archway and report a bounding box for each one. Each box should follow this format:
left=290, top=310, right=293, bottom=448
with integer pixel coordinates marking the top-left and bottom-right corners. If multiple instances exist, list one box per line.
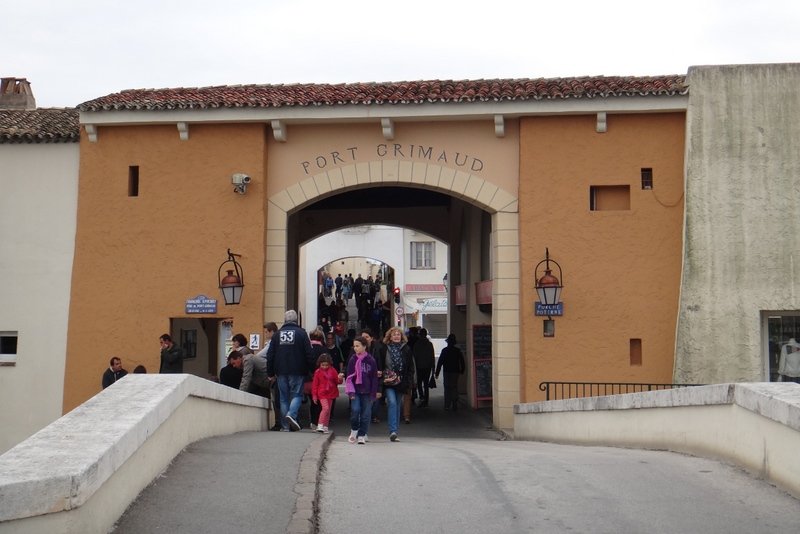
left=265, top=161, right=520, bottom=428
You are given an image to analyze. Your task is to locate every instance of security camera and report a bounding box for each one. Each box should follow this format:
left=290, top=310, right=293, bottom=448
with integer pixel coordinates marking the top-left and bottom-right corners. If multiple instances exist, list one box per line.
left=231, top=173, right=251, bottom=185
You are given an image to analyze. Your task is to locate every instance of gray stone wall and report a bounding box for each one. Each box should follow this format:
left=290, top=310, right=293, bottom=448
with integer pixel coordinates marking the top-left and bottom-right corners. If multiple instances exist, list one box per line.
left=675, top=64, right=800, bottom=382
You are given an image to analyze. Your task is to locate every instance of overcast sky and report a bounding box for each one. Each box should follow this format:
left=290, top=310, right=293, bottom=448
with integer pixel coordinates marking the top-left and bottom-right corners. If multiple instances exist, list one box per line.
left=3, top=0, right=799, bottom=108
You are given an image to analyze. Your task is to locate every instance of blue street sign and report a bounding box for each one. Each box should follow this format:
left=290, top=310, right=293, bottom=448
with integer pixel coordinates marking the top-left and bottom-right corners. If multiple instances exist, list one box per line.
left=186, top=294, right=217, bottom=314
left=535, top=302, right=563, bottom=316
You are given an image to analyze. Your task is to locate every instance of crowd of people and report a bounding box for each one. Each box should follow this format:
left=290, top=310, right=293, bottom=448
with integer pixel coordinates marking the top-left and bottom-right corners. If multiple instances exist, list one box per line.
left=318, top=273, right=392, bottom=341
left=222, top=309, right=466, bottom=443
left=100, top=301, right=466, bottom=445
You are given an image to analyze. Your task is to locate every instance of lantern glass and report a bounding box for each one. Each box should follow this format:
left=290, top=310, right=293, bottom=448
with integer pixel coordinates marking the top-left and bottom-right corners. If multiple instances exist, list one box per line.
left=221, top=283, right=243, bottom=305
left=536, top=285, right=562, bottom=305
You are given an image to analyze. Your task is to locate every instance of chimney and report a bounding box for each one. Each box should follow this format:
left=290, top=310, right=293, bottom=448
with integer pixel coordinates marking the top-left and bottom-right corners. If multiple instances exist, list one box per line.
left=0, top=77, right=36, bottom=109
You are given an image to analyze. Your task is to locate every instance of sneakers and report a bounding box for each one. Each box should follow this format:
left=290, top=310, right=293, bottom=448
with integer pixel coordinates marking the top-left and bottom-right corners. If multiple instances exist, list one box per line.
left=363, top=434, right=369, bottom=442
left=285, top=415, right=301, bottom=432
left=357, top=436, right=366, bottom=445
left=348, top=430, right=357, bottom=444
left=317, top=425, right=329, bottom=434
left=309, top=423, right=316, bottom=431
left=389, top=432, right=398, bottom=442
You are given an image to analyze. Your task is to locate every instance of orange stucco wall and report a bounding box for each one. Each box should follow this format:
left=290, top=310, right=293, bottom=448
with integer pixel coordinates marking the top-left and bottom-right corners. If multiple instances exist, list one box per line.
left=63, top=123, right=267, bottom=412
left=518, top=113, right=686, bottom=401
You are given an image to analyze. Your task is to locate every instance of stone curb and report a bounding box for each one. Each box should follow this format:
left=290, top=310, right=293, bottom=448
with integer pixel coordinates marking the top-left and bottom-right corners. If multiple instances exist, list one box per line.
left=286, top=431, right=334, bottom=534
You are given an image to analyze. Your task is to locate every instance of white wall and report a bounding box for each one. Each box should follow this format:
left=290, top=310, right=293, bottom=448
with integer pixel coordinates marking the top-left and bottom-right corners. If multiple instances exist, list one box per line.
left=514, top=383, right=800, bottom=499
left=0, top=142, right=78, bottom=453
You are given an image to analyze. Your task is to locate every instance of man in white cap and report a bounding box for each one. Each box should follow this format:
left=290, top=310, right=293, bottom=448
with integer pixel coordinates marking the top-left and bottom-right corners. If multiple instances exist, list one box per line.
left=266, top=310, right=315, bottom=431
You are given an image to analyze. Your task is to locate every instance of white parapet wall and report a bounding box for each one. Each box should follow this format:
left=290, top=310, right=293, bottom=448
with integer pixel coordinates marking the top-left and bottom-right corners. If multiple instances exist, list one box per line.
left=514, top=383, right=800, bottom=499
left=0, top=374, right=270, bottom=534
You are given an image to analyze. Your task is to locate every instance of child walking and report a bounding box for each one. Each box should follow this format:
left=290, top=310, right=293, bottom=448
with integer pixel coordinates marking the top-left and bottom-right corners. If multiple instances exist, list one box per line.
left=344, top=336, right=380, bottom=444
left=311, top=353, right=343, bottom=434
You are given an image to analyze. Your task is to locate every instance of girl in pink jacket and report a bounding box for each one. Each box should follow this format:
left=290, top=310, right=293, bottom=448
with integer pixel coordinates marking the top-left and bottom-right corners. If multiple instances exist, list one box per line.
left=311, top=353, right=343, bottom=433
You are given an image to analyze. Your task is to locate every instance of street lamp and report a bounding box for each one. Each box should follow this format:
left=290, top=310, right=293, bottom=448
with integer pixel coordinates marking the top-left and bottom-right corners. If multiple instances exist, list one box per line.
left=534, top=248, right=562, bottom=306
left=218, top=249, right=244, bottom=305
left=534, top=248, right=563, bottom=337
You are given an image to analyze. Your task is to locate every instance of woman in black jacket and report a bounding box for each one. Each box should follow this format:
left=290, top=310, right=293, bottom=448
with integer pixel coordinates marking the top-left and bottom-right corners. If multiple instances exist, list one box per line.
left=376, top=327, right=415, bottom=442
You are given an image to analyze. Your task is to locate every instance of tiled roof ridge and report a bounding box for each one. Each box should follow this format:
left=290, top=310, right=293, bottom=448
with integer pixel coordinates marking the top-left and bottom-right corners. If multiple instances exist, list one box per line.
left=0, top=108, right=80, bottom=143
left=78, top=75, right=688, bottom=112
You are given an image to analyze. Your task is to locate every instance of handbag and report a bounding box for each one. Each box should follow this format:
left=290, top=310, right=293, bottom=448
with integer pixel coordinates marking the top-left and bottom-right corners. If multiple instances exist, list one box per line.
left=428, top=376, right=437, bottom=389
left=383, top=369, right=401, bottom=386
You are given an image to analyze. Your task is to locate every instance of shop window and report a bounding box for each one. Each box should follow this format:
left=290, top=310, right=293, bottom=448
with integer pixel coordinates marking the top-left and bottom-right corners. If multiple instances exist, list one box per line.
left=641, top=168, right=653, bottom=190
left=630, top=338, right=642, bottom=366
left=590, top=185, right=630, bottom=211
left=766, top=313, right=800, bottom=382
left=411, top=241, right=435, bottom=269
left=0, top=331, right=18, bottom=365
left=128, top=166, right=139, bottom=197
left=422, top=314, right=447, bottom=338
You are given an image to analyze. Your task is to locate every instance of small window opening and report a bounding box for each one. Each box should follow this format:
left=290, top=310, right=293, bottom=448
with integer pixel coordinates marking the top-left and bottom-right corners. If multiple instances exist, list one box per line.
left=590, top=185, right=630, bottom=211
left=128, top=166, right=139, bottom=197
left=630, top=338, right=642, bottom=366
left=641, top=168, right=653, bottom=190
left=1, top=331, right=18, bottom=365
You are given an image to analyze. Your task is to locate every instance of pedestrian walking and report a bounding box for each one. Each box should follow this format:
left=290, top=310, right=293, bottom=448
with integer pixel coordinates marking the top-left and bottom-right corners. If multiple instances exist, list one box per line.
left=376, top=327, right=414, bottom=441
left=435, top=333, right=465, bottom=410
left=413, top=328, right=435, bottom=407
left=311, top=353, right=344, bottom=434
left=344, top=336, right=380, bottom=444
left=266, top=310, right=315, bottom=431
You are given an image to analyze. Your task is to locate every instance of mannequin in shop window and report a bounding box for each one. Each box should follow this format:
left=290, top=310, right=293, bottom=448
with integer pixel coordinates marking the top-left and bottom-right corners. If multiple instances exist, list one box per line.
left=778, top=338, right=800, bottom=382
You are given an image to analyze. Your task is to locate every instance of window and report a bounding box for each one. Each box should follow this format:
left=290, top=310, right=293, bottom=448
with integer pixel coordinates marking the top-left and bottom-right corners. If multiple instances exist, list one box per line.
left=0, top=331, right=18, bottom=365
left=410, top=241, right=435, bottom=269
left=590, top=185, right=630, bottom=211
left=641, top=168, right=653, bottom=190
left=765, top=313, right=800, bottom=382
left=128, top=166, right=139, bottom=197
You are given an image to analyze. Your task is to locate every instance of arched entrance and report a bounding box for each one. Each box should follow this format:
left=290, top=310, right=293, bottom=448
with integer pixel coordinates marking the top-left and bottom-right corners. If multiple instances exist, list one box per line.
left=265, top=161, right=520, bottom=428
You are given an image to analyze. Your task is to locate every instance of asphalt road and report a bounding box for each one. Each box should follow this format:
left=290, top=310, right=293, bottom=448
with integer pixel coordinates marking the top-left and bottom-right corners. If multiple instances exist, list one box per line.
left=319, top=389, right=800, bottom=534
left=108, top=385, right=799, bottom=534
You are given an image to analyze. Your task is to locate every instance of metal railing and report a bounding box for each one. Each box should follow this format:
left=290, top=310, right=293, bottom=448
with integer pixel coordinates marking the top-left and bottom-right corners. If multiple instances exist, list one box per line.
left=538, top=381, right=702, bottom=401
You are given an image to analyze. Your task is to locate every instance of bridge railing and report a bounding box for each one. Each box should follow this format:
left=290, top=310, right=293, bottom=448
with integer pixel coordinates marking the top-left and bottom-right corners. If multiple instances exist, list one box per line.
left=538, top=381, right=703, bottom=401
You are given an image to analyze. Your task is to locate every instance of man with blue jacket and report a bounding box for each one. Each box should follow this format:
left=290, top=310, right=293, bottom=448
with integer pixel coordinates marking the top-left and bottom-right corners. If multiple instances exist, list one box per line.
left=266, top=310, right=315, bottom=431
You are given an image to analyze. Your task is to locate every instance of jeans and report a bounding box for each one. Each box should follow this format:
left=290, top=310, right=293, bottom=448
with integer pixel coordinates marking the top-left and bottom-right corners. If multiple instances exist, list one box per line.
left=384, top=387, right=403, bottom=434
left=349, top=393, right=373, bottom=437
left=277, top=374, right=305, bottom=429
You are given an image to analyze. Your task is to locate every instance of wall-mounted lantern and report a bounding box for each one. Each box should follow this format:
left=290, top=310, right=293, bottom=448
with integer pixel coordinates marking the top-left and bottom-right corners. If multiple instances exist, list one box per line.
left=534, top=248, right=563, bottom=336
left=442, top=273, right=448, bottom=292
left=218, top=248, right=244, bottom=305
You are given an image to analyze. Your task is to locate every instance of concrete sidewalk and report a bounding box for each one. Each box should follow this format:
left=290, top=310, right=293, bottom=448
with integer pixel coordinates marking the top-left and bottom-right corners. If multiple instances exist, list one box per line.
left=110, top=387, right=493, bottom=534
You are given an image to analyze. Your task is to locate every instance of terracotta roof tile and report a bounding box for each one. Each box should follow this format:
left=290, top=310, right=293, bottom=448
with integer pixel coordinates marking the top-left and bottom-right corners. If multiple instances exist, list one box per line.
left=0, top=108, right=79, bottom=143
left=78, top=75, right=687, bottom=112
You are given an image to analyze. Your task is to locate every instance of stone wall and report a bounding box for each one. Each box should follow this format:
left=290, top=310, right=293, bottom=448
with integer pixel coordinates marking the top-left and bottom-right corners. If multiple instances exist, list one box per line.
left=676, top=64, right=800, bottom=382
